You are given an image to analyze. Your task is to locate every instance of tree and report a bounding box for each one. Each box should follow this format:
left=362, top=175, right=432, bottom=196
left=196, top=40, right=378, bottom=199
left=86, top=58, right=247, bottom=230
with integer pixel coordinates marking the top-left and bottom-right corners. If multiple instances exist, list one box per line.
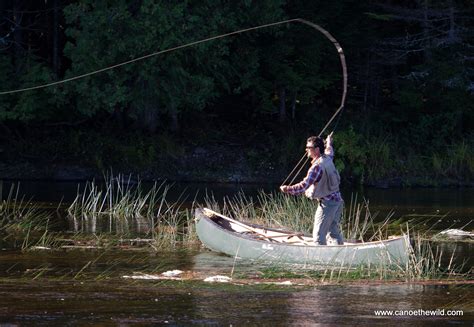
left=0, top=0, right=69, bottom=123
left=62, top=0, right=277, bottom=132
left=362, top=0, right=474, bottom=145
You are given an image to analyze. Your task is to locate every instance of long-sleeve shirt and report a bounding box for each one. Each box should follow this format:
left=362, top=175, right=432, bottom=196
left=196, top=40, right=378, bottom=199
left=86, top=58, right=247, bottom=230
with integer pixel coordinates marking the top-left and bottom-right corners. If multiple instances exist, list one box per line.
left=286, top=145, right=342, bottom=201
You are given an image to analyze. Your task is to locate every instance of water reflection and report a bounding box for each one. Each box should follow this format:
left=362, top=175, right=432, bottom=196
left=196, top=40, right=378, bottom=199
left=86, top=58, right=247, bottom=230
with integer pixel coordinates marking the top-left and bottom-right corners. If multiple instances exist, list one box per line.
left=286, top=284, right=473, bottom=326
left=68, top=214, right=152, bottom=234
left=0, top=274, right=471, bottom=325
left=434, top=241, right=474, bottom=271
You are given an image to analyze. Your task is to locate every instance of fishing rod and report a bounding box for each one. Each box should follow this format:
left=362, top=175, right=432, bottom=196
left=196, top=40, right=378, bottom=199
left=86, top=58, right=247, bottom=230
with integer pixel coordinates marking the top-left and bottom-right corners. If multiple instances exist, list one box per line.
left=280, top=19, right=347, bottom=187
left=281, top=106, right=346, bottom=187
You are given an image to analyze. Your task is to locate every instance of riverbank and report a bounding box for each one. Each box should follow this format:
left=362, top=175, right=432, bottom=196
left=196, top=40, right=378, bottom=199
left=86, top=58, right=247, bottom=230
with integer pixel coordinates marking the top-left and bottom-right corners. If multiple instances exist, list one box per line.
left=1, top=120, right=473, bottom=188
left=1, top=152, right=473, bottom=188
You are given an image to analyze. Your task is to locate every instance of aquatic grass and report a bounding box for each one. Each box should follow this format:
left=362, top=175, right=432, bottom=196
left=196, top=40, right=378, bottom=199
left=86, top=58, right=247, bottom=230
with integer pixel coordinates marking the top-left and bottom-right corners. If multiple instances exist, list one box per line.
left=0, top=183, right=60, bottom=249
left=23, top=227, right=62, bottom=251
left=255, top=191, right=316, bottom=232
left=402, top=232, right=468, bottom=281
left=1, top=184, right=50, bottom=231
left=181, top=207, right=199, bottom=245
left=390, top=213, right=448, bottom=234
left=204, top=191, right=469, bottom=282
left=205, top=190, right=317, bottom=233
left=203, top=190, right=394, bottom=242
left=253, top=240, right=468, bottom=283
left=14, top=175, right=466, bottom=283
left=67, top=174, right=162, bottom=230
left=67, top=174, right=200, bottom=249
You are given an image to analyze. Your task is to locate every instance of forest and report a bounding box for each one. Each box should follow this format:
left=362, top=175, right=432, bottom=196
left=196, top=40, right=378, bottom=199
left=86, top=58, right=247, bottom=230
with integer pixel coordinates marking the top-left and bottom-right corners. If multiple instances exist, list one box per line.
left=0, top=0, right=473, bottom=186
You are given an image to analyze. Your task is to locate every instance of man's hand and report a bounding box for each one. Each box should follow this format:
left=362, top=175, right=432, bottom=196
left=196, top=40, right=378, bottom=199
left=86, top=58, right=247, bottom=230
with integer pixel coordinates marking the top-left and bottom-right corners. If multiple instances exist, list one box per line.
left=280, top=185, right=289, bottom=193
left=325, top=132, right=333, bottom=146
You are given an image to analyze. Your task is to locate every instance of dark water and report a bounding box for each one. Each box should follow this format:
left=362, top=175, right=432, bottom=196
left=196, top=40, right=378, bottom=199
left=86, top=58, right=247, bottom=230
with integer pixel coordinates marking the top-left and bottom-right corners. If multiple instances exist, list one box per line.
left=0, top=249, right=472, bottom=326
left=1, top=179, right=474, bottom=220
left=1, top=280, right=472, bottom=326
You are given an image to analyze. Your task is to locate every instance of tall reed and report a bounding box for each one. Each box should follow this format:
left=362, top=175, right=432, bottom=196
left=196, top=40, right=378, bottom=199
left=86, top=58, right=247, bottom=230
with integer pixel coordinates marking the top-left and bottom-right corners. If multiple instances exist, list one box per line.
left=203, top=191, right=467, bottom=281
left=67, top=174, right=197, bottom=249
left=0, top=183, right=57, bottom=249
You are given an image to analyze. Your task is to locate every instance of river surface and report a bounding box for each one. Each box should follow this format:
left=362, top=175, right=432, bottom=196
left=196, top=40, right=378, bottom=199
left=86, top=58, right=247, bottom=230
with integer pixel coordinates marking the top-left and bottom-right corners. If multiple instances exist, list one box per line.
left=0, top=180, right=473, bottom=325
left=0, top=249, right=472, bottom=326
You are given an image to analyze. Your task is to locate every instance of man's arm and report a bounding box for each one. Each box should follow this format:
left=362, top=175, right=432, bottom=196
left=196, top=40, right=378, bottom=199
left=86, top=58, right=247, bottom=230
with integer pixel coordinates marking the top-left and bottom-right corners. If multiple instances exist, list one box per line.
left=325, top=132, right=334, bottom=158
left=280, top=164, right=322, bottom=195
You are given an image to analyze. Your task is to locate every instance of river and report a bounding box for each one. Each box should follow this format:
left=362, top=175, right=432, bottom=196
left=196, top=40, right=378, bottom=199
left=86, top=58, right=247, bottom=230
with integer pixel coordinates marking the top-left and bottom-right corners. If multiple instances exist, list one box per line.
left=0, top=180, right=473, bottom=325
left=0, top=250, right=472, bottom=325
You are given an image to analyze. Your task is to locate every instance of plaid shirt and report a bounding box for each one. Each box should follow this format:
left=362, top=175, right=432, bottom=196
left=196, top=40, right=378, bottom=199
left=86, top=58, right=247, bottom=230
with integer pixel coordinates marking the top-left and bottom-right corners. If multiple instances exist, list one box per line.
left=286, top=149, right=342, bottom=202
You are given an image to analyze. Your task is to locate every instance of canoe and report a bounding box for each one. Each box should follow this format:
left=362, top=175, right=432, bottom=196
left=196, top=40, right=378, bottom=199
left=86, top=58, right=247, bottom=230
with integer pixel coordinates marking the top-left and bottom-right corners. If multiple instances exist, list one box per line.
left=195, top=208, right=410, bottom=266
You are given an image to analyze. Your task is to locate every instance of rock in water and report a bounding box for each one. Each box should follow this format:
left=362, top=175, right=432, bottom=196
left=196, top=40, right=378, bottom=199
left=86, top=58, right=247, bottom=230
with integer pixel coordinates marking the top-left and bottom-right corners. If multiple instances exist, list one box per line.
left=434, top=229, right=473, bottom=240
left=203, top=275, right=232, bottom=283
left=161, top=270, right=183, bottom=277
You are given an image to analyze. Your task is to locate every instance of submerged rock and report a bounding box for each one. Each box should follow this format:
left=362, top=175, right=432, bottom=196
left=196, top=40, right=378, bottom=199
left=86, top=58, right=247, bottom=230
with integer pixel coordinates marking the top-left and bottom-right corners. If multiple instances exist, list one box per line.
left=161, top=270, right=183, bottom=277
left=433, top=229, right=474, bottom=240
left=267, top=280, right=293, bottom=286
left=30, top=246, right=51, bottom=250
left=203, top=275, right=232, bottom=283
left=122, top=270, right=184, bottom=280
left=122, top=273, right=161, bottom=280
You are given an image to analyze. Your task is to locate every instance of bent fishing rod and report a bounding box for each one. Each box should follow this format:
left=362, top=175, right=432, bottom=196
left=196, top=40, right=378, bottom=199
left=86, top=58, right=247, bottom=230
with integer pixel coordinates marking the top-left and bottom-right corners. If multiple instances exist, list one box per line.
left=279, top=20, right=347, bottom=187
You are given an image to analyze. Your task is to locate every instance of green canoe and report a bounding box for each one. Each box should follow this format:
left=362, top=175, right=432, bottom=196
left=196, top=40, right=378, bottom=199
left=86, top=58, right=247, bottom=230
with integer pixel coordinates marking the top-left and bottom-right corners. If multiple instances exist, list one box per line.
left=195, top=208, right=410, bottom=266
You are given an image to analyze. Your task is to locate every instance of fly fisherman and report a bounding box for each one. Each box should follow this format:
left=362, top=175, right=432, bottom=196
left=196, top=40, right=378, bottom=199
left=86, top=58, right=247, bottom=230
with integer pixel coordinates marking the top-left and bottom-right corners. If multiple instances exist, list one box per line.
left=280, top=133, right=344, bottom=245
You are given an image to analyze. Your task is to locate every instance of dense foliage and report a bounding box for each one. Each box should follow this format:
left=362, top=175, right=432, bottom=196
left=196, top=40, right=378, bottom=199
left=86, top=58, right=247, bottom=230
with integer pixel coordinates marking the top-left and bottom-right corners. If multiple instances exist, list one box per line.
left=0, top=0, right=473, bottom=185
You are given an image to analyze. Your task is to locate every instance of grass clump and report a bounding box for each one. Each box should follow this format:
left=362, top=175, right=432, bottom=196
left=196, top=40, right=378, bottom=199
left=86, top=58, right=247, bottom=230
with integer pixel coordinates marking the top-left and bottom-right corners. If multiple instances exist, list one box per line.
left=67, top=174, right=198, bottom=250
left=0, top=183, right=60, bottom=250
left=204, top=191, right=470, bottom=282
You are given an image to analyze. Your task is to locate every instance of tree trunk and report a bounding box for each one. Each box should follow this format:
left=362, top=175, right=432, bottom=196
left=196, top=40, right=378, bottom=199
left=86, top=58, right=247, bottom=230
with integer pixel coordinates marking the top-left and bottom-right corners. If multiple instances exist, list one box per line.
left=421, top=0, right=432, bottom=61
left=144, top=103, right=158, bottom=133
left=363, top=52, right=370, bottom=113
left=131, top=81, right=160, bottom=133
left=52, top=0, right=60, bottom=79
left=278, top=86, right=286, bottom=123
left=13, top=3, right=23, bottom=74
left=291, top=91, right=297, bottom=120
left=169, top=103, right=179, bottom=132
left=447, top=1, right=456, bottom=43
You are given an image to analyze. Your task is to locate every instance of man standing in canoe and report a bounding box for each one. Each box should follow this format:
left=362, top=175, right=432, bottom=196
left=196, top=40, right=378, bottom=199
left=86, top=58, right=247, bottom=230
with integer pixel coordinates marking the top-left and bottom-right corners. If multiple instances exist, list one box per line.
left=280, top=133, right=344, bottom=245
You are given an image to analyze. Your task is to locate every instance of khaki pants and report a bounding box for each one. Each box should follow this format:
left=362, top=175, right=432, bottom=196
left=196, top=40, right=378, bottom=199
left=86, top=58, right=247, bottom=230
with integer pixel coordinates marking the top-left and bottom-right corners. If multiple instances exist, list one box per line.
left=313, top=199, right=344, bottom=245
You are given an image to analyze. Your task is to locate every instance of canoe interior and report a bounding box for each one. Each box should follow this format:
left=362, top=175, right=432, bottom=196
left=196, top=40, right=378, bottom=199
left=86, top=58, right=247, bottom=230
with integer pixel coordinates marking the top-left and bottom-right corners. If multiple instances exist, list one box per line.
left=203, top=210, right=362, bottom=246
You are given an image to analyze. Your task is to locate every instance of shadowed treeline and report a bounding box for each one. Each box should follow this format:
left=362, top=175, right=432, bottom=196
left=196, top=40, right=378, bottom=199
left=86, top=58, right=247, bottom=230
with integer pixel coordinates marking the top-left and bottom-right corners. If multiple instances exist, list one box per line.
left=0, top=1, right=473, bottom=185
